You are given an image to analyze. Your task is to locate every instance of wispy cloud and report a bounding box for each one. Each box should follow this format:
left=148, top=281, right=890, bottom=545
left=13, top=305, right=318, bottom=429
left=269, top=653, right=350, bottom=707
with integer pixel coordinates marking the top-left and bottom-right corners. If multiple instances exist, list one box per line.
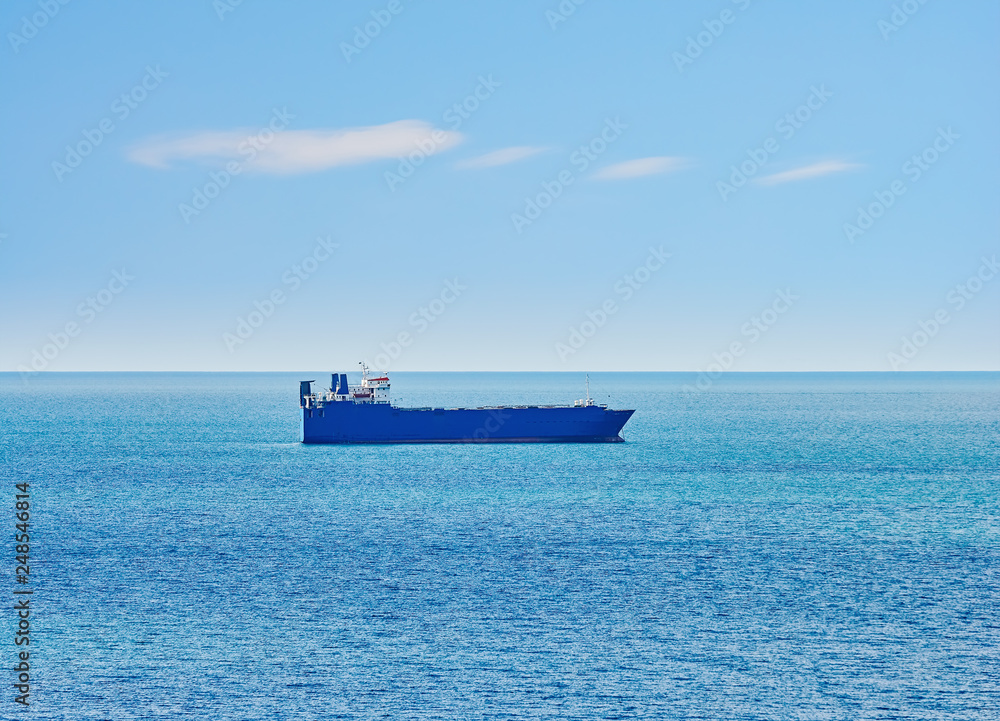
left=455, top=146, right=549, bottom=169
left=756, top=160, right=862, bottom=186
left=591, top=156, right=690, bottom=180
left=128, top=120, right=463, bottom=174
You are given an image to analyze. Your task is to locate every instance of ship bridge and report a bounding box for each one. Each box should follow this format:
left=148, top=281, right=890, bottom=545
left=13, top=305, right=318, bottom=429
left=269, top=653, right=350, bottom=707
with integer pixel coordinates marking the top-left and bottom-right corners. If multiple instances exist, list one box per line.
left=299, top=364, right=390, bottom=408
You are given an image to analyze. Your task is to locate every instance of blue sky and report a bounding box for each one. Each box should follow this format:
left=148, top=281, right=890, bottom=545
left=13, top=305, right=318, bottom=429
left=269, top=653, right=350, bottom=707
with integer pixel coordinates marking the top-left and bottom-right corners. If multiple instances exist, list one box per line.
left=1, top=0, right=997, bottom=373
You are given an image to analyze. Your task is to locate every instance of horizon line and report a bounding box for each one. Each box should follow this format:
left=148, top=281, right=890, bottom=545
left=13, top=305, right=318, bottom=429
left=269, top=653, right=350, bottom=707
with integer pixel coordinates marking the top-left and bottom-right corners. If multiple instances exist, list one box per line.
left=4, top=369, right=998, bottom=375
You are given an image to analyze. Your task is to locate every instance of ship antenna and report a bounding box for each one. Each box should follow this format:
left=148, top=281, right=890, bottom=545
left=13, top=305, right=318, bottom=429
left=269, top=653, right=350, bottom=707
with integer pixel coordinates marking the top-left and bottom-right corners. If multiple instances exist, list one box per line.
left=586, top=374, right=591, bottom=404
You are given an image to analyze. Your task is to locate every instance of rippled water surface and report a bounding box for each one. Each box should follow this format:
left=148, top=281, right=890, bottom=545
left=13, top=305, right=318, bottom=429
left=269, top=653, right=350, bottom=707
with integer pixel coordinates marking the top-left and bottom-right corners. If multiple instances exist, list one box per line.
left=1, top=372, right=998, bottom=719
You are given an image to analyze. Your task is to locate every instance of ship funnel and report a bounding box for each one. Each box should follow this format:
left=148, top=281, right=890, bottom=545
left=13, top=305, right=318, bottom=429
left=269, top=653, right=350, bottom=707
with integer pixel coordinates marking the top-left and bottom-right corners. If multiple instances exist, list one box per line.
left=330, top=372, right=350, bottom=395
left=299, top=380, right=314, bottom=408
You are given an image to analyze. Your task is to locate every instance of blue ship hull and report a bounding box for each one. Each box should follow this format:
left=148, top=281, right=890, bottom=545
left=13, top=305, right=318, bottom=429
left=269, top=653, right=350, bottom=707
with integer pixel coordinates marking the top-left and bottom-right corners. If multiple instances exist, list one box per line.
left=301, top=403, right=634, bottom=444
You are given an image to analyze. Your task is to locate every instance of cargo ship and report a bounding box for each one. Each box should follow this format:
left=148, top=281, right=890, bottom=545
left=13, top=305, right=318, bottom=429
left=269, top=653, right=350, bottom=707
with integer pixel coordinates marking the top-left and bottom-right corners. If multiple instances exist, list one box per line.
left=299, top=366, right=634, bottom=444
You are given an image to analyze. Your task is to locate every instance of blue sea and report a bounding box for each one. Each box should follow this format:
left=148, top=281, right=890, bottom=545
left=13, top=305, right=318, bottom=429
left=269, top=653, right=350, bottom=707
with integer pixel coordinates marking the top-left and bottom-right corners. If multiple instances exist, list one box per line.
left=1, top=372, right=998, bottom=720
